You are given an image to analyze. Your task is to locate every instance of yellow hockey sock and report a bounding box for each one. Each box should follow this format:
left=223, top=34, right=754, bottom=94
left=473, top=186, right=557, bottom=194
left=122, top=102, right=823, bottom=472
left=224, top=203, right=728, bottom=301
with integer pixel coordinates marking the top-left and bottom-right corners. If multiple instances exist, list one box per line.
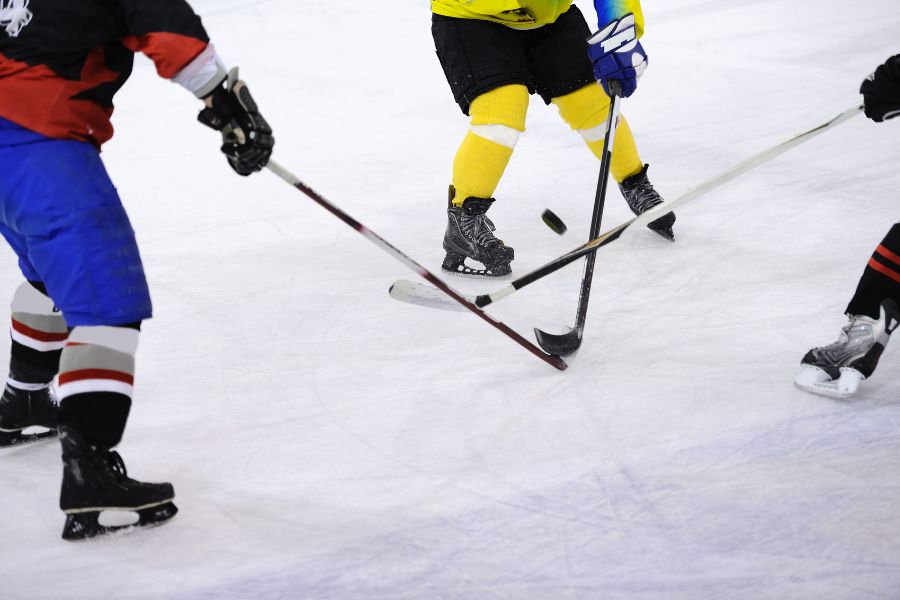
left=552, top=83, right=644, bottom=182
left=450, top=84, right=529, bottom=206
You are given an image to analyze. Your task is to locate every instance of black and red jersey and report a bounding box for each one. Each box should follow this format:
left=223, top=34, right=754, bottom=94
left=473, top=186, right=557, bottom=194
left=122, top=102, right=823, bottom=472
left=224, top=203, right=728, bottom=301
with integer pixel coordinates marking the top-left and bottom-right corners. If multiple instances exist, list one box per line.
left=0, top=0, right=220, bottom=147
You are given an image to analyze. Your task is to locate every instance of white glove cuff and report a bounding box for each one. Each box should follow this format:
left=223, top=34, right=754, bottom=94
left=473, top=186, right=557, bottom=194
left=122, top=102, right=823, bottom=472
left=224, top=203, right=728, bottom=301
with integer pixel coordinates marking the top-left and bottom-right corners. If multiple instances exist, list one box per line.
left=173, top=44, right=228, bottom=98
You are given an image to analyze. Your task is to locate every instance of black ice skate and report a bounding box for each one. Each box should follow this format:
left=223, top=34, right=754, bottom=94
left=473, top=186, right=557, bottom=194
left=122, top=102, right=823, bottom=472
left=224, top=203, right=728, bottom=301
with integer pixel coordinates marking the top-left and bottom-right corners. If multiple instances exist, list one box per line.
left=795, top=299, right=900, bottom=399
left=619, top=164, right=676, bottom=241
left=59, top=426, right=177, bottom=540
left=0, top=381, right=58, bottom=447
left=442, top=187, right=514, bottom=278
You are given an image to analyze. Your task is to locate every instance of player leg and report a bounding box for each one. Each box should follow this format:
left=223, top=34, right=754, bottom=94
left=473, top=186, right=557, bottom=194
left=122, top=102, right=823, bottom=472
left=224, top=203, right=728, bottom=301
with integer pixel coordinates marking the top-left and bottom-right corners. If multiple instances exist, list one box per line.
left=796, top=224, right=900, bottom=398
left=0, top=277, right=67, bottom=447
left=432, top=15, right=533, bottom=277
left=57, top=324, right=176, bottom=540
left=0, top=122, right=176, bottom=538
left=529, top=6, right=676, bottom=239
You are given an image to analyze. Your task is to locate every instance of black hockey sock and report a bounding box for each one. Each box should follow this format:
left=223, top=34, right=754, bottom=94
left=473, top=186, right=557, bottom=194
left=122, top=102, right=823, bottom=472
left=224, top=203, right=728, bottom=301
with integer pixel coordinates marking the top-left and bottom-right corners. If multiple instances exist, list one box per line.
left=56, top=324, right=140, bottom=448
left=846, top=224, right=900, bottom=318
left=58, top=393, right=131, bottom=448
left=9, top=341, right=61, bottom=385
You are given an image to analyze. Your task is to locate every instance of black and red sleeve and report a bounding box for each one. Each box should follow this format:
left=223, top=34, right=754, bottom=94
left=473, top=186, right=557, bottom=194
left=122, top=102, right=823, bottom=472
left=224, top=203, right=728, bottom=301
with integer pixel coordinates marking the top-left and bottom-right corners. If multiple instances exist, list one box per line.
left=117, top=0, right=212, bottom=79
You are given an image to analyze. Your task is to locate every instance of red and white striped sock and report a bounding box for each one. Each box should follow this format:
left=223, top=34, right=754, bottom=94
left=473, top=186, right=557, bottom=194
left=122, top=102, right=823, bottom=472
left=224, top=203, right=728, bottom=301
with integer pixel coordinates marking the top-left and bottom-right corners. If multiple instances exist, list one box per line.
left=58, top=325, right=139, bottom=447
left=7, top=282, right=67, bottom=389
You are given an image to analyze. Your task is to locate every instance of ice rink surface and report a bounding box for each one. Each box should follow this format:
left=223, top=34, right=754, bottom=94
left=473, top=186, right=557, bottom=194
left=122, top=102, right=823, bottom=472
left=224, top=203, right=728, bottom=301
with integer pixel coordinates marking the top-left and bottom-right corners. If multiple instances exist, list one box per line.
left=2, top=1, right=900, bottom=598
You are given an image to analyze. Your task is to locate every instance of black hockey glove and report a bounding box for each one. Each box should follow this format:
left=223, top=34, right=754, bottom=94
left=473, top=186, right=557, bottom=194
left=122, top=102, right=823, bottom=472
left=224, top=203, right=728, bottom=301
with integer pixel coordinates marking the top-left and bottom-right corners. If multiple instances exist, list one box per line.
left=860, top=55, right=900, bottom=122
left=198, top=68, right=274, bottom=176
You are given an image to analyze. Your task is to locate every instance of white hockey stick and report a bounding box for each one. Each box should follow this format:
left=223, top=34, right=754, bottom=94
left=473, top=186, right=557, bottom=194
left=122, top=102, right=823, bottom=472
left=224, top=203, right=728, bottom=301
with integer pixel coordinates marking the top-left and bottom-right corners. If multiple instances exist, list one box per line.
left=392, top=103, right=865, bottom=312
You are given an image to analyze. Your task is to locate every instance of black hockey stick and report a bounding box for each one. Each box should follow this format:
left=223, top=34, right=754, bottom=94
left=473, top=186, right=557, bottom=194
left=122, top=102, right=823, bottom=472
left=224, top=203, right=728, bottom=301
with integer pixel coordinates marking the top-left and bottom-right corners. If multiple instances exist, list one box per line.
left=391, top=103, right=864, bottom=313
left=533, top=88, right=623, bottom=356
left=265, top=160, right=567, bottom=371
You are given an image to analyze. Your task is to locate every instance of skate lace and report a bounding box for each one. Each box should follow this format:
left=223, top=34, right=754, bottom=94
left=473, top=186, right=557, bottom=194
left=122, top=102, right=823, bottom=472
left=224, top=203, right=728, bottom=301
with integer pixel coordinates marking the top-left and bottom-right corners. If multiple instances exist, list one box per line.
left=461, top=213, right=500, bottom=247
left=813, top=318, right=874, bottom=362
left=105, top=451, right=128, bottom=480
left=624, top=178, right=661, bottom=213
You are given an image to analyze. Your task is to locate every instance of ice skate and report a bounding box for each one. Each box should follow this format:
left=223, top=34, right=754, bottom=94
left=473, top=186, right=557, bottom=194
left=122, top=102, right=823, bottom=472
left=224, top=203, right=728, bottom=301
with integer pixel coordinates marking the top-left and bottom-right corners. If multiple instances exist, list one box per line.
left=795, top=299, right=899, bottom=399
left=59, top=426, right=177, bottom=540
left=0, top=380, right=58, bottom=447
left=619, top=164, right=676, bottom=241
left=442, top=187, right=514, bottom=278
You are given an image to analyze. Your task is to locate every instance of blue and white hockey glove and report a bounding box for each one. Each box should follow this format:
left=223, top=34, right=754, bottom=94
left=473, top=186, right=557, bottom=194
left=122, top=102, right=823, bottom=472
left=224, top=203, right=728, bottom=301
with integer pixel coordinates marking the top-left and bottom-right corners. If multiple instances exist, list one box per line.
left=587, top=13, right=647, bottom=98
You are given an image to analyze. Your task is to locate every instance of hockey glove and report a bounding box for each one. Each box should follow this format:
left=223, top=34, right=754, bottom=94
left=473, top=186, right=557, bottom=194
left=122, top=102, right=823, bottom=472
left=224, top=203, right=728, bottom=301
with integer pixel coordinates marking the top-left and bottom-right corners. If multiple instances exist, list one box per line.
left=587, top=13, right=647, bottom=98
left=860, top=55, right=900, bottom=122
left=198, top=68, right=274, bottom=176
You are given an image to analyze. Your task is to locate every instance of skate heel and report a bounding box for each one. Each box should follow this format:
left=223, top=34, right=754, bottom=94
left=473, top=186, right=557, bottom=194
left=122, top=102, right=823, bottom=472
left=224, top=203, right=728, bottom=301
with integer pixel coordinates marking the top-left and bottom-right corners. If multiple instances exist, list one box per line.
left=647, top=218, right=675, bottom=241
left=441, top=251, right=467, bottom=274
left=62, top=501, right=178, bottom=541
left=836, top=368, right=864, bottom=397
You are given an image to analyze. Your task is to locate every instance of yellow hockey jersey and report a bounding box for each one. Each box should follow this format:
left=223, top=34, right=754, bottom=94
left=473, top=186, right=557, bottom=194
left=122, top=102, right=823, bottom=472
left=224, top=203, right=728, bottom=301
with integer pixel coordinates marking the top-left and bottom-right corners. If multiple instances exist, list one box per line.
left=431, top=0, right=644, bottom=34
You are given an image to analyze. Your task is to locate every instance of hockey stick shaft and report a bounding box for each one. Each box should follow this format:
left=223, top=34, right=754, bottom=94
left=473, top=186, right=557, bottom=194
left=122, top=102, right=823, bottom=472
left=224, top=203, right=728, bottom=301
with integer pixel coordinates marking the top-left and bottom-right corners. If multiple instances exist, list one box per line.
left=265, top=160, right=567, bottom=371
left=533, top=91, right=622, bottom=355
left=475, top=103, right=864, bottom=308
left=572, top=93, right=621, bottom=332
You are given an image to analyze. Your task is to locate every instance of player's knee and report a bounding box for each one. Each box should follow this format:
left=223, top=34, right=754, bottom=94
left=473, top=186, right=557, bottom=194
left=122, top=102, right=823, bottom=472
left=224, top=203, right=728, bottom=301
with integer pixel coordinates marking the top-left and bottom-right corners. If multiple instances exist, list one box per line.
left=469, top=84, right=529, bottom=141
left=553, top=83, right=611, bottom=136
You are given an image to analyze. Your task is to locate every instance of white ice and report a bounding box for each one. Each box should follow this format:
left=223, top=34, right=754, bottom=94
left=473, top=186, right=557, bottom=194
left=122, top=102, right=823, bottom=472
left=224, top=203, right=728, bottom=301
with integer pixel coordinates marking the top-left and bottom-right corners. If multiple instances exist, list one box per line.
left=2, top=1, right=900, bottom=598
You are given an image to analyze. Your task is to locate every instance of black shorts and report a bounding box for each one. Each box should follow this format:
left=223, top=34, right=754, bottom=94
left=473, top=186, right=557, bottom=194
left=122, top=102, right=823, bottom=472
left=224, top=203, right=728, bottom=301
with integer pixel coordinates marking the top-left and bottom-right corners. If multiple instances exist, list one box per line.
left=431, top=5, right=596, bottom=115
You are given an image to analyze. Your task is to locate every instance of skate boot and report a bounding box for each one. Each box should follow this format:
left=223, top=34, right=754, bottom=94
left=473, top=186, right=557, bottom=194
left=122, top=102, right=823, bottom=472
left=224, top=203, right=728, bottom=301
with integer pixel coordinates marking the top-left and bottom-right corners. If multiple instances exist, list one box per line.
left=795, top=299, right=900, bottom=399
left=59, top=425, right=177, bottom=540
left=0, top=380, right=58, bottom=447
left=619, top=164, right=676, bottom=241
left=442, top=186, right=514, bottom=278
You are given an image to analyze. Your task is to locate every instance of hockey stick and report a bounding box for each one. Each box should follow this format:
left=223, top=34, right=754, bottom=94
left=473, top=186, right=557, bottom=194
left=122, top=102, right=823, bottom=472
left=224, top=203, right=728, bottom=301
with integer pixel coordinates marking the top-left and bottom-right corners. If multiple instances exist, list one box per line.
left=391, top=103, right=864, bottom=313
left=533, top=90, right=622, bottom=356
left=265, top=159, right=567, bottom=371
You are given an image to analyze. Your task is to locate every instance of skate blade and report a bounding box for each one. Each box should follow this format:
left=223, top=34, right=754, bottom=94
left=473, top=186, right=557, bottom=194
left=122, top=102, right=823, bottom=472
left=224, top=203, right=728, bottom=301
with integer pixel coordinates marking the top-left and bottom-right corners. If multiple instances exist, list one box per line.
left=441, top=266, right=512, bottom=280
left=649, top=226, right=675, bottom=242
left=62, top=501, right=178, bottom=541
left=794, top=366, right=863, bottom=400
left=0, top=427, right=58, bottom=448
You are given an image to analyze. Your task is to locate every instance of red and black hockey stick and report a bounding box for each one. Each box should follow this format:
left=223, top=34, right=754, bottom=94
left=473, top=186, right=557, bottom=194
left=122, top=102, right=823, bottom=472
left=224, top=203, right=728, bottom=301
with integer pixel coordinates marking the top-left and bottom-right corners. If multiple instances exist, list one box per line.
left=265, top=160, right=567, bottom=371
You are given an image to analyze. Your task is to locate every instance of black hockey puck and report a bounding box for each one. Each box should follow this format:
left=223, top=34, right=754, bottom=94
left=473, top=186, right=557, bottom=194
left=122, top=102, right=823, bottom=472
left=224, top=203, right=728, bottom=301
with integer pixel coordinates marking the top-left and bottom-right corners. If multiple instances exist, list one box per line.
left=541, top=209, right=567, bottom=235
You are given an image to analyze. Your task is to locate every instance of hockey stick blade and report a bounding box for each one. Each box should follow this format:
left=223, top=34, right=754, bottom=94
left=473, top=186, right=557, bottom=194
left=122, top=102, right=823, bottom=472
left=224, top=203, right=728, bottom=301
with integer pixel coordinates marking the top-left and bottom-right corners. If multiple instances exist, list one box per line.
left=533, top=326, right=583, bottom=357
left=266, top=160, right=567, bottom=371
left=389, top=280, right=469, bottom=312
